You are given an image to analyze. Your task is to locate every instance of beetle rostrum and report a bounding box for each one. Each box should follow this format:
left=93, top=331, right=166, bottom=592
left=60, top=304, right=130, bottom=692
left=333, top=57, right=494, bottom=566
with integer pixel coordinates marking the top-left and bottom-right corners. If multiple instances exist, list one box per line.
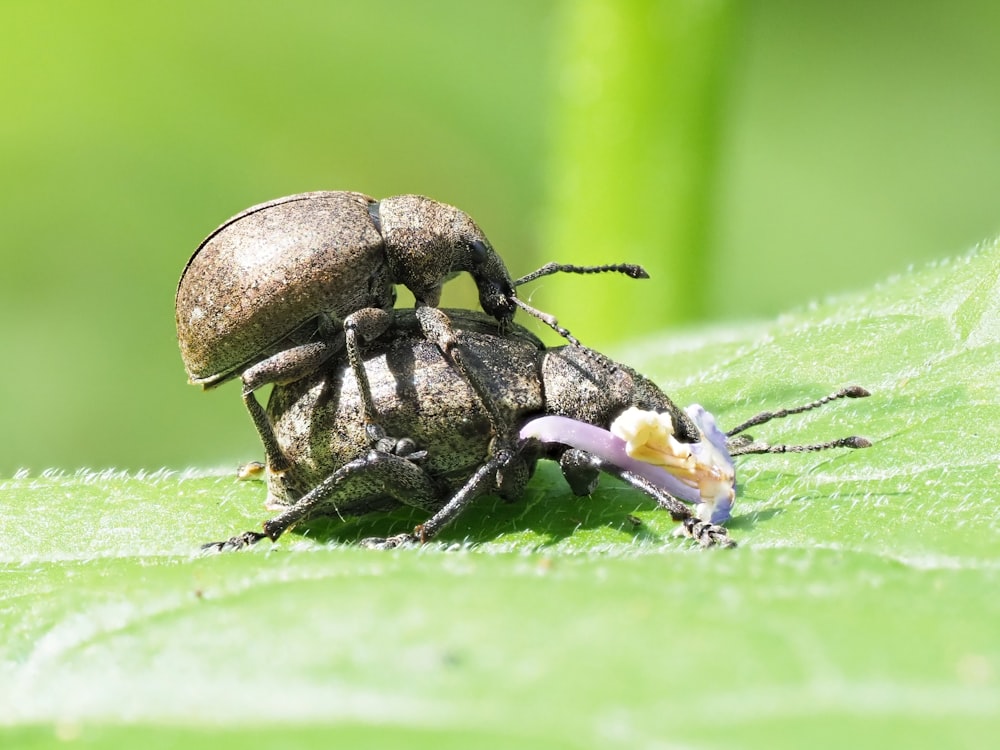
left=203, top=309, right=871, bottom=552
left=176, top=191, right=646, bottom=472
left=371, top=195, right=517, bottom=321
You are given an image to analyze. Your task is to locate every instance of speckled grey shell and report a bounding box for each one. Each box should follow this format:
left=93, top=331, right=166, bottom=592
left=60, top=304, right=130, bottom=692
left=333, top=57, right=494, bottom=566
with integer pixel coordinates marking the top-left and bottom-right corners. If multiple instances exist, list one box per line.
left=263, top=309, right=694, bottom=520
left=266, top=310, right=547, bottom=511
left=176, top=191, right=393, bottom=385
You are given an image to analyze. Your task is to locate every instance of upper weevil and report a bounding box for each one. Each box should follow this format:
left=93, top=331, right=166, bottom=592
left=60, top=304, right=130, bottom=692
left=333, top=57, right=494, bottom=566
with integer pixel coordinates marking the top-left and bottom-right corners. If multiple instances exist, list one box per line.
left=204, top=309, right=872, bottom=552
left=175, top=191, right=645, bottom=470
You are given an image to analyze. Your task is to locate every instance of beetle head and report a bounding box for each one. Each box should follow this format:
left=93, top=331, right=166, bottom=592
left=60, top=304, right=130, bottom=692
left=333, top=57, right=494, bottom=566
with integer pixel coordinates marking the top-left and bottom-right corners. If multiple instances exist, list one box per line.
left=468, top=238, right=516, bottom=322
left=377, top=195, right=515, bottom=320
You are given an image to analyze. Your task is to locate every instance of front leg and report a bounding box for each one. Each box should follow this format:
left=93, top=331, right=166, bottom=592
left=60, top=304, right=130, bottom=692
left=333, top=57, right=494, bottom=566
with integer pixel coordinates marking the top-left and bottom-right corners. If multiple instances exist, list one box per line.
left=558, top=448, right=602, bottom=496
left=342, top=307, right=393, bottom=430
left=558, top=449, right=736, bottom=549
left=414, top=304, right=511, bottom=438
left=407, top=446, right=530, bottom=543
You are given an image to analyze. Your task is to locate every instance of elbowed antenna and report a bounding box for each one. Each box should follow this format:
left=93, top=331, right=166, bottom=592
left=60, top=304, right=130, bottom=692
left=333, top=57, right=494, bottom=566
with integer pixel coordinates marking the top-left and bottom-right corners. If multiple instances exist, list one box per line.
left=724, top=386, right=873, bottom=457
left=510, top=262, right=650, bottom=345
left=514, top=262, right=649, bottom=287
left=726, top=386, right=871, bottom=437
left=511, top=296, right=581, bottom=347
left=728, top=435, right=872, bottom=457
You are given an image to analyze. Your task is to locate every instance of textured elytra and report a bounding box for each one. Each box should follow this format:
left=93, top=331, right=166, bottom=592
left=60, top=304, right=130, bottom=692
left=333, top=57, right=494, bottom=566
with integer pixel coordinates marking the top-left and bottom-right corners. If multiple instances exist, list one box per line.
left=263, top=309, right=694, bottom=524
left=175, top=190, right=509, bottom=391
left=176, top=191, right=388, bottom=384
left=265, top=311, right=543, bottom=510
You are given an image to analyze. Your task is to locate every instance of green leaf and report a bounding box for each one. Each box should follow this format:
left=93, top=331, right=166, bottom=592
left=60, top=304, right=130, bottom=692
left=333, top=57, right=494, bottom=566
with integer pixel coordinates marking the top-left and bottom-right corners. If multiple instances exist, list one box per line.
left=3, top=241, right=1000, bottom=748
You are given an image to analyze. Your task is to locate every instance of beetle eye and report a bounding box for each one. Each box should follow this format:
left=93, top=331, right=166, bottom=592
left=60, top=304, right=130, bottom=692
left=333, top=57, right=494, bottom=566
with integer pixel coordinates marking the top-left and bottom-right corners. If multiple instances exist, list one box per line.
left=469, top=239, right=489, bottom=266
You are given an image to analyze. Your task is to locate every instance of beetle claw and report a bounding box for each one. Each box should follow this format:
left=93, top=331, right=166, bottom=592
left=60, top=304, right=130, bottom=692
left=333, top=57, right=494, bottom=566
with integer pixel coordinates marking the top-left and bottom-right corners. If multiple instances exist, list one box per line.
left=359, top=532, right=418, bottom=550
left=368, top=428, right=427, bottom=462
left=365, top=422, right=388, bottom=443
left=676, top=518, right=736, bottom=549
left=200, top=530, right=268, bottom=553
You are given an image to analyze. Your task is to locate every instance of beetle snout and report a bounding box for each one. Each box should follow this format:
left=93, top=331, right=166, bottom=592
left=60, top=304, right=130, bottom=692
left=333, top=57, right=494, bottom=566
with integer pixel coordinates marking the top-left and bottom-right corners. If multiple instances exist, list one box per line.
left=478, top=282, right=517, bottom=322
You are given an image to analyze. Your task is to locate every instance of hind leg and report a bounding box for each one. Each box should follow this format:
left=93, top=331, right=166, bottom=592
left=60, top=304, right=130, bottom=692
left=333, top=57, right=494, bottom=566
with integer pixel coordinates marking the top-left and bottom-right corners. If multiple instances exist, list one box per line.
left=202, top=447, right=440, bottom=552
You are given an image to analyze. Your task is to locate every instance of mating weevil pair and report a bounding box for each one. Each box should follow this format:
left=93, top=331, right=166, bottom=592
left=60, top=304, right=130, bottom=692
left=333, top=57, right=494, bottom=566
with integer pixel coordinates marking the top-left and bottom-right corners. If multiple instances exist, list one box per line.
left=176, top=192, right=871, bottom=551
left=176, top=191, right=644, bottom=473
left=204, top=310, right=871, bottom=551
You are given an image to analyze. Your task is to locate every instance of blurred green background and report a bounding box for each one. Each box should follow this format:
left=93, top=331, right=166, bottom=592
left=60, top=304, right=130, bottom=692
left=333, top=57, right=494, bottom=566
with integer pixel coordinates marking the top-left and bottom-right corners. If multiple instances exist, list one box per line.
left=2, top=0, right=998, bottom=474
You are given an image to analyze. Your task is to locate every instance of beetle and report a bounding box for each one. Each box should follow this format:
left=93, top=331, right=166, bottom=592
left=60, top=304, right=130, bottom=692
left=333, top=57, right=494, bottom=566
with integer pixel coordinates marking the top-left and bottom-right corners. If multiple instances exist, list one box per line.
left=176, top=191, right=645, bottom=471
left=204, top=309, right=871, bottom=552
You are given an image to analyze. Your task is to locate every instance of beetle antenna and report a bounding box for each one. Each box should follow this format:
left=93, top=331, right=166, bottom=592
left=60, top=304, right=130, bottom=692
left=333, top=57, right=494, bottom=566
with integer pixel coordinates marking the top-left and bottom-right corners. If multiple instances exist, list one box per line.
left=511, top=296, right=633, bottom=387
left=509, top=261, right=648, bottom=348
left=728, top=435, right=872, bottom=456
left=511, top=296, right=581, bottom=346
left=514, top=262, right=649, bottom=287
left=726, top=386, right=870, bottom=437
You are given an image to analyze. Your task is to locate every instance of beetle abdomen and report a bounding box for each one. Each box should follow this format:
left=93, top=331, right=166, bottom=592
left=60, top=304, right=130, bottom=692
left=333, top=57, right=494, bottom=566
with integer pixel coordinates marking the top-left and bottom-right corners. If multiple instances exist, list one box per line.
left=266, top=311, right=547, bottom=510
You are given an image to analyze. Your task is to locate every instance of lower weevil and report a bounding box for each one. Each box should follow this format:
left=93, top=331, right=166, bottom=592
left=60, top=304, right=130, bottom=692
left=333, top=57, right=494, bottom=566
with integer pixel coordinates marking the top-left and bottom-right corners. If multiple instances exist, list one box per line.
left=204, top=310, right=871, bottom=551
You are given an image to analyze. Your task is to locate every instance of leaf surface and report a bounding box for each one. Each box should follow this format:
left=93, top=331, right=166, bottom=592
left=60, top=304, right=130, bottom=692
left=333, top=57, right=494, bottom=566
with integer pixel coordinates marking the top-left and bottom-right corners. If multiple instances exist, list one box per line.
left=3, top=242, right=1000, bottom=748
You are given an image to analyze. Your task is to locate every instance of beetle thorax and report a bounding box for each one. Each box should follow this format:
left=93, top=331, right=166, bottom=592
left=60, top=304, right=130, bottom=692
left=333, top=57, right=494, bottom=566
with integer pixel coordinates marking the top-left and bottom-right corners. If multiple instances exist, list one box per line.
left=377, top=195, right=485, bottom=303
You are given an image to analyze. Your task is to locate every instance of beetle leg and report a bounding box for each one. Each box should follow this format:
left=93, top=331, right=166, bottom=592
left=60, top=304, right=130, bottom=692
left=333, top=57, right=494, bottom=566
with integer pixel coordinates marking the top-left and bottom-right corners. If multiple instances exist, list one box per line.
left=264, top=450, right=442, bottom=538
left=342, top=307, right=393, bottom=430
left=557, top=450, right=736, bottom=548
left=201, top=530, right=268, bottom=553
left=344, top=307, right=434, bottom=451
left=366, top=424, right=428, bottom=462
left=414, top=304, right=511, bottom=438
left=241, top=388, right=291, bottom=474
left=359, top=532, right=418, bottom=550
left=361, top=443, right=535, bottom=549
left=397, top=446, right=528, bottom=544
left=240, top=330, right=346, bottom=472
left=241, top=335, right=344, bottom=392
left=202, top=449, right=441, bottom=552
left=558, top=448, right=602, bottom=496
left=677, top=518, right=737, bottom=548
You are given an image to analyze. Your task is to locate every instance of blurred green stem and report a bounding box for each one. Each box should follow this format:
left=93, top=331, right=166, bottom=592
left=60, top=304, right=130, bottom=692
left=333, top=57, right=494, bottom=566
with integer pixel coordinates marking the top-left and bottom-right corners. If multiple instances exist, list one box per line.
left=539, top=0, right=736, bottom=344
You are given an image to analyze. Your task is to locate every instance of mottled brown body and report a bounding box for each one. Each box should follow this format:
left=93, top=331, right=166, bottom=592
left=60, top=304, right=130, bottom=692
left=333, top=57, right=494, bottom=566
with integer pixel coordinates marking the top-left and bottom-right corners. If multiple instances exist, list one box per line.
left=177, top=191, right=388, bottom=386
left=203, top=314, right=869, bottom=552
left=175, top=190, right=520, bottom=475
left=267, top=311, right=541, bottom=512
left=176, top=191, right=510, bottom=387
left=262, top=309, right=698, bottom=522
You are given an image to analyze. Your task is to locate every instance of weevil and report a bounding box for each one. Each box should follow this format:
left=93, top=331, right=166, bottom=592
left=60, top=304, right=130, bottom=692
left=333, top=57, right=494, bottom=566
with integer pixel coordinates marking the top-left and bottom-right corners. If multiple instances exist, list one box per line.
left=204, top=310, right=871, bottom=551
left=176, top=191, right=644, bottom=470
